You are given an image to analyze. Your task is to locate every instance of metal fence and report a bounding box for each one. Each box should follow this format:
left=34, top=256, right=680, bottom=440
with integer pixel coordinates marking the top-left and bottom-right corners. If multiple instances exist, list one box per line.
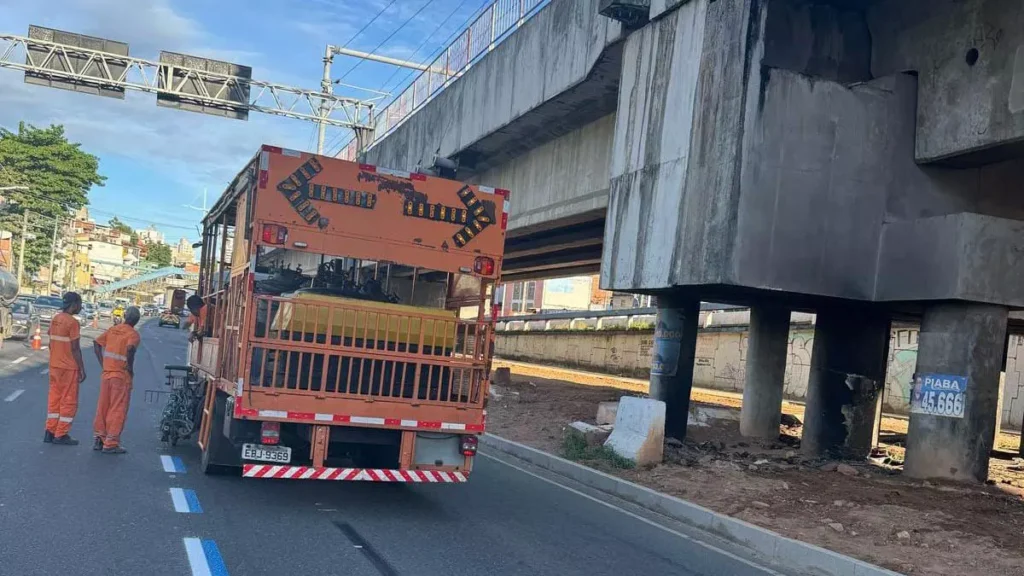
left=339, top=0, right=548, bottom=160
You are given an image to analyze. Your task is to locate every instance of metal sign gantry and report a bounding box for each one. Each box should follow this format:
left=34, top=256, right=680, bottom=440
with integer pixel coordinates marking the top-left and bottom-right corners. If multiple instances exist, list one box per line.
left=0, top=30, right=378, bottom=134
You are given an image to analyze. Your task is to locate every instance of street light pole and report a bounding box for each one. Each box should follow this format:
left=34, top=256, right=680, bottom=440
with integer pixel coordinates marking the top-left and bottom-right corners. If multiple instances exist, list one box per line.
left=47, top=217, right=59, bottom=295
left=16, top=210, right=27, bottom=288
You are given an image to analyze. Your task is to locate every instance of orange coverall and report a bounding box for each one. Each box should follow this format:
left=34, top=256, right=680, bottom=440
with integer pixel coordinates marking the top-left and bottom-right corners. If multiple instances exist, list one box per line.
left=47, top=312, right=82, bottom=437
left=92, top=324, right=141, bottom=449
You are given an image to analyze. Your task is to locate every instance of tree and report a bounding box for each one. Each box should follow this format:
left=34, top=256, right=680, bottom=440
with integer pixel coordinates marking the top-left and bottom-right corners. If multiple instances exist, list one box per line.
left=108, top=217, right=132, bottom=235
left=0, top=122, right=105, bottom=274
left=144, top=242, right=172, bottom=267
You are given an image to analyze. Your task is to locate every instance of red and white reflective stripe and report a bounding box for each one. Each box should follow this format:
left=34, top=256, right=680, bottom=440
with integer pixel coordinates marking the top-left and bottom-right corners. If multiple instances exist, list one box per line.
left=232, top=405, right=484, bottom=432
left=243, top=465, right=468, bottom=482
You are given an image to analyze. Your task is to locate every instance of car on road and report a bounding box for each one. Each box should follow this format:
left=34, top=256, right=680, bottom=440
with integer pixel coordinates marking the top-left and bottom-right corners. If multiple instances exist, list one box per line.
left=9, top=301, right=37, bottom=340
left=97, top=301, right=113, bottom=319
left=143, top=304, right=159, bottom=316
left=33, top=295, right=63, bottom=324
left=158, top=309, right=181, bottom=328
left=81, top=302, right=97, bottom=321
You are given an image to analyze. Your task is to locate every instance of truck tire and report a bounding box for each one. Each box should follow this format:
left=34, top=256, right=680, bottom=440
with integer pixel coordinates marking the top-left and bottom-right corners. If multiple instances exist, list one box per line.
left=201, top=392, right=241, bottom=475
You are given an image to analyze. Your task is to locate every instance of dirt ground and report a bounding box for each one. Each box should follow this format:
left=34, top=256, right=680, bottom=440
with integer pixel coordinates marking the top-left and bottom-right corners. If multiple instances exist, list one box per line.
left=488, top=360, right=1024, bottom=576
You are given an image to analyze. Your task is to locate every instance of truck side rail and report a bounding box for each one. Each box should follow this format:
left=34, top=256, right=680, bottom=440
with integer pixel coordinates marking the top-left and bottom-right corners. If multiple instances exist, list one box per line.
left=243, top=295, right=488, bottom=409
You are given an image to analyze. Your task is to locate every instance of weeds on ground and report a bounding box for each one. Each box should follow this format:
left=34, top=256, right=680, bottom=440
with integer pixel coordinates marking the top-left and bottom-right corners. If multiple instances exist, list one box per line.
left=562, top=430, right=635, bottom=469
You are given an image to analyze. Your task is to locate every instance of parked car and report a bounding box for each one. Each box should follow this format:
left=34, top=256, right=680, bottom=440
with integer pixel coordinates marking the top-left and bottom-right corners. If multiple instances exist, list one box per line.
left=9, top=301, right=37, bottom=340
left=33, top=295, right=63, bottom=324
left=158, top=309, right=181, bottom=328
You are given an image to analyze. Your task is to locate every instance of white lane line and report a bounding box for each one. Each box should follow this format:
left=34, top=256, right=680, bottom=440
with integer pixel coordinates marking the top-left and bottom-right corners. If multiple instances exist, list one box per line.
left=161, top=455, right=186, bottom=473
left=183, top=538, right=211, bottom=576
left=480, top=453, right=787, bottom=576
left=4, top=389, right=24, bottom=402
left=41, top=345, right=48, bottom=350
left=170, top=488, right=190, bottom=513
left=11, top=356, right=26, bottom=365
left=41, top=368, right=48, bottom=375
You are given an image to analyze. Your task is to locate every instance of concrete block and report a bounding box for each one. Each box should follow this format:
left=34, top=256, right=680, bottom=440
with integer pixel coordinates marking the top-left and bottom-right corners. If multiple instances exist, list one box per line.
left=506, top=320, right=526, bottom=331
left=597, top=316, right=628, bottom=330
left=604, top=397, right=665, bottom=465
left=627, top=314, right=656, bottom=329
left=492, top=367, right=511, bottom=386
left=688, top=404, right=741, bottom=428
left=545, top=319, right=572, bottom=330
left=596, top=401, right=619, bottom=425
left=568, top=421, right=612, bottom=446
left=524, top=320, right=546, bottom=331
left=570, top=318, right=597, bottom=330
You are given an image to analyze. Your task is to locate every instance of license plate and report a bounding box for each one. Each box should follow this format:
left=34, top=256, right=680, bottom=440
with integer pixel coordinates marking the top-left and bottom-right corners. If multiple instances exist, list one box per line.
left=242, top=443, right=292, bottom=463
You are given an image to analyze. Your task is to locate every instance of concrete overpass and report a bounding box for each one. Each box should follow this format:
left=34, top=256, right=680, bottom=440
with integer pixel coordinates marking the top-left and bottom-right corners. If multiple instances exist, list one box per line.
left=362, top=0, right=1024, bottom=482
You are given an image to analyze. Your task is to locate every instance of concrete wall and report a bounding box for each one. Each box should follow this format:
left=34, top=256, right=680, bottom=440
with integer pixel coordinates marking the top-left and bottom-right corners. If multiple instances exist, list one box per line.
left=868, top=0, right=1024, bottom=165
left=472, top=114, right=614, bottom=234
left=363, top=0, right=622, bottom=174
left=495, top=325, right=1024, bottom=429
left=599, top=0, right=1024, bottom=308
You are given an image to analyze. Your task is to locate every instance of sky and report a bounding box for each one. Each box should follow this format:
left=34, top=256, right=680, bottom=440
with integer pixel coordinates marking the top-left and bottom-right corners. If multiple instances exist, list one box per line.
left=0, top=0, right=490, bottom=244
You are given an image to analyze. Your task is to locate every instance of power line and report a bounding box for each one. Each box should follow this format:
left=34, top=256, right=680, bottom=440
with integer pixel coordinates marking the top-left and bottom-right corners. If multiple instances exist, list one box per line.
left=336, top=0, right=441, bottom=84
left=378, top=0, right=478, bottom=96
left=327, top=0, right=485, bottom=156
left=339, top=0, right=401, bottom=52
left=85, top=208, right=198, bottom=232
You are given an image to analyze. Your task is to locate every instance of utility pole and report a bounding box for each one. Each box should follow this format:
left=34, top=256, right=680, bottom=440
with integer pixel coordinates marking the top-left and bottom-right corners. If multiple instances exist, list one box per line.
left=47, top=216, right=59, bottom=295
left=317, top=44, right=333, bottom=155
left=16, top=210, right=27, bottom=288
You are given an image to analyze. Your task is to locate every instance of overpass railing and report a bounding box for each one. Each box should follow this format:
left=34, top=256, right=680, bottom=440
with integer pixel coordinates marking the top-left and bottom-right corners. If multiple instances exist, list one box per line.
left=338, top=0, right=549, bottom=160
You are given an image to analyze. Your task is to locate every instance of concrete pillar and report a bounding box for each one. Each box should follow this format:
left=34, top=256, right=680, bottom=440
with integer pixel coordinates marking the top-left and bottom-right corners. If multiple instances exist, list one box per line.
left=905, top=303, right=1008, bottom=482
left=740, top=305, right=791, bottom=438
left=801, top=306, right=890, bottom=459
left=649, top=296, right=700, bottom=440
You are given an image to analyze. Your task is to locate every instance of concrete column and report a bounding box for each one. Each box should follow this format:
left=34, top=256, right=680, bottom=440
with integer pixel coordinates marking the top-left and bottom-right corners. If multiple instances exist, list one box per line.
left=649, top=296, right=700, bottom=440
left=740, top=305, right=791, bottom=438
left=905, top=303, right=1008, bottom=482
left=801, top=306, right=890, bottom=459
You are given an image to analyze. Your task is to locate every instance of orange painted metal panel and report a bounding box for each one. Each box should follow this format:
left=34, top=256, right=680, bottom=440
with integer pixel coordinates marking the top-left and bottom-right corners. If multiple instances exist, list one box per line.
left=256, top=147, right=507, bottom=278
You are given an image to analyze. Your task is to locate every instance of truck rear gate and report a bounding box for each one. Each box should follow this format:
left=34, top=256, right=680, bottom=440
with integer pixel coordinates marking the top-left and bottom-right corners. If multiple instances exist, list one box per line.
left=191, top=146, right=504, bottom=481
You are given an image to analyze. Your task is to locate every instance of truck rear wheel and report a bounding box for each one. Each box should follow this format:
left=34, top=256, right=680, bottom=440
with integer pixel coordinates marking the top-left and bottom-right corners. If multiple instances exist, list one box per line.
left=201, top=392, right=241, bottom=475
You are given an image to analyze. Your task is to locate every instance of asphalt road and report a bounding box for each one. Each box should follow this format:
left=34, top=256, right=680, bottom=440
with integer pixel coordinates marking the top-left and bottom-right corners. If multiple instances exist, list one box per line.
left=0, top=319, right=793, bottom=576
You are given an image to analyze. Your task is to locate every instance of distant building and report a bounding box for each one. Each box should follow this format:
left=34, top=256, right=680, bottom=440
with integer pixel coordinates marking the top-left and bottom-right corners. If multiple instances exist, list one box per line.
left=138, top=226, right=164, bottom=245
left=173, top=237, right=194, bottom=266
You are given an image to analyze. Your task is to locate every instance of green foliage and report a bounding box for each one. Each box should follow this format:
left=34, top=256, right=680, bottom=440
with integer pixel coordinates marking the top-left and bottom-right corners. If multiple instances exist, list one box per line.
left=144, top=242, right=173, bottom=267
left=562, top=430, right=635, bottom=469
left=0, top=122, right=104, bottom=273
left=108, top=217, right=132, bottom=235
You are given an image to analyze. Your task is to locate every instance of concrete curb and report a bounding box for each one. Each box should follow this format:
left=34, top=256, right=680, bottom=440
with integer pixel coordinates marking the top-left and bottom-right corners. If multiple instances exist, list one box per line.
left=481, top=434, right=902, bottom=576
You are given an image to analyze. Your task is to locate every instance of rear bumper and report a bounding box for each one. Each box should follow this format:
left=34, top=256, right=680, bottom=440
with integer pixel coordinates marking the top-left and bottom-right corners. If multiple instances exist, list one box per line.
left=242, top=465, right=468, bottom=482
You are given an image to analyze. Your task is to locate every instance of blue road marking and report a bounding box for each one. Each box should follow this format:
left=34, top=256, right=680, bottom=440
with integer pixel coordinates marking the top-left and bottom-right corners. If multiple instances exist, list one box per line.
left=161, top=455, right=186, bottom=473
left=184, top=538, right=229, bottom=576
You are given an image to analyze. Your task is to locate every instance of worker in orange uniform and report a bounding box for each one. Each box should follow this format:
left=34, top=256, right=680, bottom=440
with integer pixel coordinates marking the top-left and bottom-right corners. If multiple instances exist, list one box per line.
left=44, top=292, right=87, bottom=445
left=92, top=306, right=142, bottom=454
left=186, top=295, right=207, bottom=342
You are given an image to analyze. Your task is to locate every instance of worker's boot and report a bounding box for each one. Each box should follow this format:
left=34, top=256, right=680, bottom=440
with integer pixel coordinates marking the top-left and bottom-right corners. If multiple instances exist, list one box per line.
left=93, top=437, right=104, bottom=451
left=43, top=431, right=53, bottom=443
left=52, top=435, right=79, bottom=446
left=101, top=445, right=127, bottom=455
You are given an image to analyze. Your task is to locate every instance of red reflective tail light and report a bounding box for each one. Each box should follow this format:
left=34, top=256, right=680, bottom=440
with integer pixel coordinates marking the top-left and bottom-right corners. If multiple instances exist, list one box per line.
left=260, top=421, right=280, bottom=445
left=261, top=224, right=287, bottom=245
left=473, top=256, right=495, bottom=276
left=460, top=435, right=478, bottom=456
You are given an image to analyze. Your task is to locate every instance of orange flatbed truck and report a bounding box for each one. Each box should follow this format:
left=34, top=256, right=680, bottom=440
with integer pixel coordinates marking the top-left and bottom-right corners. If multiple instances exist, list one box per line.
left=190, top=145, right=508, bottom=482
